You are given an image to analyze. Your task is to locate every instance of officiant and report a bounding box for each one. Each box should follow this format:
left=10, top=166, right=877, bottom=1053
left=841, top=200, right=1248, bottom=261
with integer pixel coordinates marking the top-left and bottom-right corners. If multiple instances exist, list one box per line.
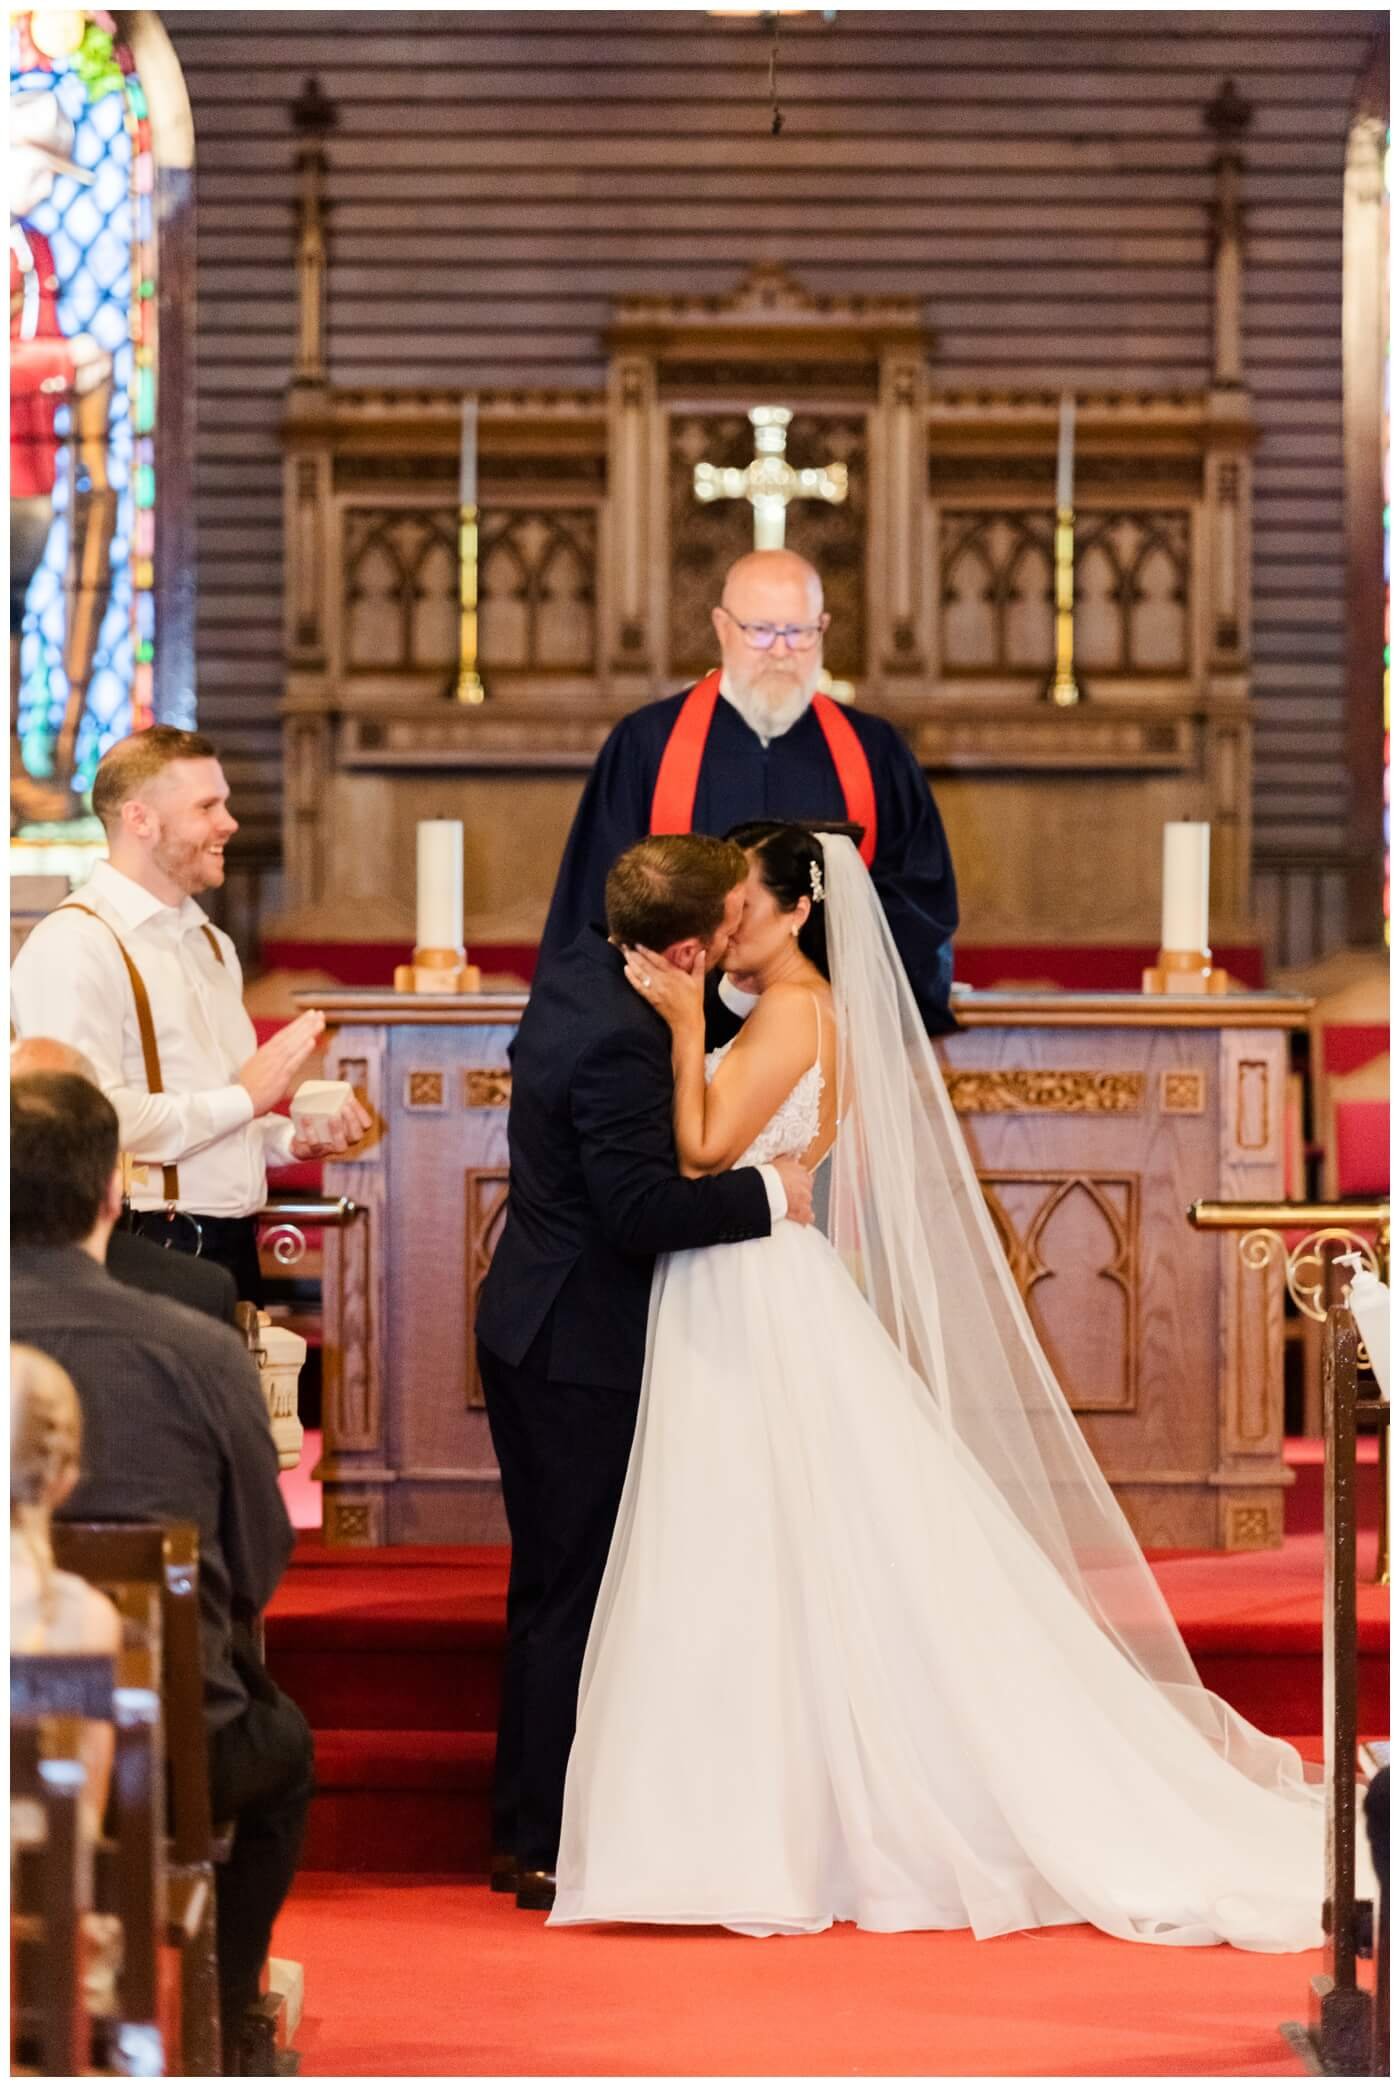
left=538, top=549, right=960, bottom=1034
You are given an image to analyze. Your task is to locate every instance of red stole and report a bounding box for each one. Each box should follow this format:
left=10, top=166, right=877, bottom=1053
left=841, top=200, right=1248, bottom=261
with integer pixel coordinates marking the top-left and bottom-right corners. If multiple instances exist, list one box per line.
left=648, top=669, right=877, bottom=868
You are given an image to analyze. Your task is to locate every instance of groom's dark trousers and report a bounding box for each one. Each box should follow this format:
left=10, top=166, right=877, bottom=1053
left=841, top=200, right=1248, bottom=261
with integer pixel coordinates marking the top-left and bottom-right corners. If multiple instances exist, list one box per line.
left=475, top=924, right=773, bottom=1875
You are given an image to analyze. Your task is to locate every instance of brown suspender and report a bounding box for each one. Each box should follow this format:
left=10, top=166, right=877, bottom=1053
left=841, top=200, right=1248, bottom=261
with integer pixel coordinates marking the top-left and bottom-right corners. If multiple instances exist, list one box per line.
left=62, top=904, right=226, bottom=1208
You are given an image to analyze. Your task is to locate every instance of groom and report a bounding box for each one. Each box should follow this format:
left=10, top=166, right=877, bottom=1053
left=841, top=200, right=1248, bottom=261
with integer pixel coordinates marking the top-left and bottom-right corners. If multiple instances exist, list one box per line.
left=476, top=834, right=814, bottom=1910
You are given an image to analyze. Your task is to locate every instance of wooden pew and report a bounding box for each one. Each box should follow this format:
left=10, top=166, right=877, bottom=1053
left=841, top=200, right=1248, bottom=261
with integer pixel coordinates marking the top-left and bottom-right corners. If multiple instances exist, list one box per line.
left=52, top=1522, right=224, bottom=2077
left=12, top=1650, right=163, bottom=2075
left=11, top=1714, right=96, bottom=2075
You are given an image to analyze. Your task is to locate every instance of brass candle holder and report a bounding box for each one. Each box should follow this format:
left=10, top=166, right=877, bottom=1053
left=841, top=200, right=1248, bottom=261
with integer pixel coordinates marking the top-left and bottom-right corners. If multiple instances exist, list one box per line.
left=1141, top=948, right=1232, bottom=996
left=452, top=501, right=486, bottom=706
left=1045, top=503, right=1083, bottom=708
left=393, top=945, right=481, bottom=994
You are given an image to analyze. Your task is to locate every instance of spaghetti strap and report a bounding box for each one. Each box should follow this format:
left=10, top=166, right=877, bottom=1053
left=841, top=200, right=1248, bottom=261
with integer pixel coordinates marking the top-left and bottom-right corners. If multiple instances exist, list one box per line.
left=809, top=991, right=823, bottom=1069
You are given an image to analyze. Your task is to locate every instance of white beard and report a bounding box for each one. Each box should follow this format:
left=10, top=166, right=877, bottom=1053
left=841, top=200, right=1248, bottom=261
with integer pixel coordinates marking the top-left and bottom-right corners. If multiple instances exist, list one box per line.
left=719, top=674, right=815, bottom=745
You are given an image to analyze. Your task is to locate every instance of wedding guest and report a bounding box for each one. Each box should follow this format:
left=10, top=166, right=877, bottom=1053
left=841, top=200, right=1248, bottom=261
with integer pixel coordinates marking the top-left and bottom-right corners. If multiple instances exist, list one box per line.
left=11, top=1342, right=122, bottom=1832
left=10, top=724, right=368, bottom=1301
left=12, top=1037, right=239, bottom=1325
left=10, top=1070, right=312, bottom=2071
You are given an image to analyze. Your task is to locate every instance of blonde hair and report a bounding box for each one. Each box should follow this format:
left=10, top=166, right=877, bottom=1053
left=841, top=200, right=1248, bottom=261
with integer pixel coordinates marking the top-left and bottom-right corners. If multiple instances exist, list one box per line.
left=91, top=725, right=219, bottom=832
left=11, top=1344, right=82, bottom=1512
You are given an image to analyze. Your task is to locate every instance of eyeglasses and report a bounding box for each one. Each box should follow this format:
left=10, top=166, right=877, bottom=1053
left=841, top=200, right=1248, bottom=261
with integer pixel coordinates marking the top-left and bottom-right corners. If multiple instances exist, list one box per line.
left=717, top=606, right=829, bottom=653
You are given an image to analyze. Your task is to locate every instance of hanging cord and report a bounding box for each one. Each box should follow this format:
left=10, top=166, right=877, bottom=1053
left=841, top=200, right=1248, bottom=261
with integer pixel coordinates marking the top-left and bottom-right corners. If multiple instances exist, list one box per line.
left=768, top=13, right=784, bottom=135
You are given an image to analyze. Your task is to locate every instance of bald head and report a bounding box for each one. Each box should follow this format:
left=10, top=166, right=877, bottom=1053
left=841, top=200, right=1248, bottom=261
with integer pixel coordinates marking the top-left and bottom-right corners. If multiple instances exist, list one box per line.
left=721, top=549, right=823, bottom=619
left=12, top=1037, right=99, bottom=1085
left=712, top=550, right=827, bottom=735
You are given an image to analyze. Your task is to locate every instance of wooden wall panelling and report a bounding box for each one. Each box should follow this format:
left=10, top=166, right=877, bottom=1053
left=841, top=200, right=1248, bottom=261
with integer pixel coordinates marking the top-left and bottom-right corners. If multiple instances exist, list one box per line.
left=163, top=8, right=1385, bottom=953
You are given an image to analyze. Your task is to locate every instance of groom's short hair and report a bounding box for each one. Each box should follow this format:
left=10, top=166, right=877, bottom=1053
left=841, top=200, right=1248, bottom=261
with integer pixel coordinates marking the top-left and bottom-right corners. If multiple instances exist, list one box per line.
left=605, top=834, right=747, bottom=949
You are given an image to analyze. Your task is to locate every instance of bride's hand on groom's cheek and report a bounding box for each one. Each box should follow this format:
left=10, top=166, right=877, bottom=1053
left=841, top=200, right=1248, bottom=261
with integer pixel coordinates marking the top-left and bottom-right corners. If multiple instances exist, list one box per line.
left=623, top=944, right=704, bottom=1029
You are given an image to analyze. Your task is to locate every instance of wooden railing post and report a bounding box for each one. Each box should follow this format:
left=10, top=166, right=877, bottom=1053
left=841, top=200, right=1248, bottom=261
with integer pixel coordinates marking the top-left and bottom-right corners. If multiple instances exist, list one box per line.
left=1306, top=1306, right=1373, bottom=2074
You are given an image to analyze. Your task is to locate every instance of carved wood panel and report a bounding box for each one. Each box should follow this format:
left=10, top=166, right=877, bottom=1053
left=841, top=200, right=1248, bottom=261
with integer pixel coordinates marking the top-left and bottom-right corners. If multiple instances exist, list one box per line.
left=341, top=504, right=599, bottom=673
left=947, top=1070, right=1144, bottom=1115
left=979, top=1170, right=1140, bottom=1413
left=464, top=1168, right=510, bottom=1410
left=938, top=508, right=1190, bottom=678
left=480, top=509, right=597, bottom=671
left=667, top=412, right=867, bottom=680
left=321, top=1178, right=383, bottom=1454
left=343, top=508, right=458, bottom=670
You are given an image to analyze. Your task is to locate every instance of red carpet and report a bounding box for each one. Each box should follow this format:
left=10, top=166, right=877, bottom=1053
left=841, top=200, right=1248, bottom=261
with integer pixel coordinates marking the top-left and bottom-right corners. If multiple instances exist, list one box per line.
left=265, top=1447, right=1386, bottom=2076
left=272, top=1874, right=1333, bottom=2077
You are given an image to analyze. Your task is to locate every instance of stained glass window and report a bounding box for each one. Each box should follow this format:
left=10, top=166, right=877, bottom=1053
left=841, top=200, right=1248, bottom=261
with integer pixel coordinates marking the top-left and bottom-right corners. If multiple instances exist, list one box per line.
left=1383, top=134, right=1391, bottom=946
left=9, top=7, right=157, bottom=814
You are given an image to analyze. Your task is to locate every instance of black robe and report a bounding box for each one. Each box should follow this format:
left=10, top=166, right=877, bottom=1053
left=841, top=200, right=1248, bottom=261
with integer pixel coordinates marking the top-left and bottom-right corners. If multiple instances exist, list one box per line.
left=539, top=687, right=959, bottom=1033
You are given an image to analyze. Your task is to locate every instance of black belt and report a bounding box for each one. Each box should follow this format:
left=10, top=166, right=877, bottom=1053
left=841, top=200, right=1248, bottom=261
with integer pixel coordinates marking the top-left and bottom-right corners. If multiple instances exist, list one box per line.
left=124, top=1208, right=258, bottom=1258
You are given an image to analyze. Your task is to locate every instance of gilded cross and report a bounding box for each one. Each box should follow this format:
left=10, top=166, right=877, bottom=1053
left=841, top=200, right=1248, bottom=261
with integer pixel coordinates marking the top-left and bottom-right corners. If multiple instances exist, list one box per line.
left=693, top=405, right=847, bottom=550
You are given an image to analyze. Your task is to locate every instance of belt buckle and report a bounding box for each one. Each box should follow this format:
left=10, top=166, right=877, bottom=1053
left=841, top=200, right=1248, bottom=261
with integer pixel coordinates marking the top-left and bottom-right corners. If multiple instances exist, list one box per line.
left=159, top=1205, right=204, bottom=1257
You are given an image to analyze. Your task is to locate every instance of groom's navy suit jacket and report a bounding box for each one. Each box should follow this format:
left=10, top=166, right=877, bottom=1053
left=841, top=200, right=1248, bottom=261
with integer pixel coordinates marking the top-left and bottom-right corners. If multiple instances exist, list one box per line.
left=475, top=925, right=773, bottom=1393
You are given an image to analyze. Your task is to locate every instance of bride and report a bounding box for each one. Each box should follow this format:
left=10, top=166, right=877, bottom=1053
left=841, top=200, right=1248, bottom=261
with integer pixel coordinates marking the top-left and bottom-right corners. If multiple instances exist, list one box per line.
left=548, top=823, right=1326, bottom=1951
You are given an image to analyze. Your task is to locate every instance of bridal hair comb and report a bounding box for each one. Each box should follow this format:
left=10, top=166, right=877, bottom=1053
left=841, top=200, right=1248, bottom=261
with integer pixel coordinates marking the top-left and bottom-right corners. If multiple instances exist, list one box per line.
left=808, top=859, right=826, bottom=905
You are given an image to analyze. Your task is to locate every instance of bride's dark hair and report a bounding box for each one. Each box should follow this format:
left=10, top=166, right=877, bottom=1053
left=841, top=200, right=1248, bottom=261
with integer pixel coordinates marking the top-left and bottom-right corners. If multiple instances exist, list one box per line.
left=724, top=820, right=865, bottom=982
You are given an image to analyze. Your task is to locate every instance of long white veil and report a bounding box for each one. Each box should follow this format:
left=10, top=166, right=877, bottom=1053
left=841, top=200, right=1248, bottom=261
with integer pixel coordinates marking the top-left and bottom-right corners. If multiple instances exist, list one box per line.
left=819, top=833, right=1316, bottom=1797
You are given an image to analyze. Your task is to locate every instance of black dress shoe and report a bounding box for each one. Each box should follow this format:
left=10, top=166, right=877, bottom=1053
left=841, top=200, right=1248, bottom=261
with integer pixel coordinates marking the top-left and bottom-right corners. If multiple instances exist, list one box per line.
left=515, top=1867, right=557, bottom=1911
left=489, top=1850, right=519, bottom=1894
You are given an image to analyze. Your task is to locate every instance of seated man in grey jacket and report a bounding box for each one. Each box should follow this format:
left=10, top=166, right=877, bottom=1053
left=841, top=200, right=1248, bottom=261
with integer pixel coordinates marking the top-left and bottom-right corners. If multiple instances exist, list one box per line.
left=11, top=1038, right=239, bottom=1326
left=10, top=1069, right=311, bottom=2073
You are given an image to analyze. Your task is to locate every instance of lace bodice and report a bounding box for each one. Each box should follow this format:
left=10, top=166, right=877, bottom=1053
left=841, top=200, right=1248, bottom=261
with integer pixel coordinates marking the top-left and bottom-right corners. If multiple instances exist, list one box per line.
left=704, top=1037, right=825, bottom=1169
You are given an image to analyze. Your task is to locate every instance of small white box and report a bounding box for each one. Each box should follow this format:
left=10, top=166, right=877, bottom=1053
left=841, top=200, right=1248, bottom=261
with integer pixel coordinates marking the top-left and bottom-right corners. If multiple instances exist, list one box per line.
left=290, top=1078, right=354, bottom=1124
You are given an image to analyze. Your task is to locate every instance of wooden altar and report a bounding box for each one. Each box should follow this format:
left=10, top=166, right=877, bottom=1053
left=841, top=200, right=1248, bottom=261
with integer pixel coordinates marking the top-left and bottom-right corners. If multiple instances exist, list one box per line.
left=305, top=986, right=1307, bottom=1554
left=276, top=111, right=1262, bottom=957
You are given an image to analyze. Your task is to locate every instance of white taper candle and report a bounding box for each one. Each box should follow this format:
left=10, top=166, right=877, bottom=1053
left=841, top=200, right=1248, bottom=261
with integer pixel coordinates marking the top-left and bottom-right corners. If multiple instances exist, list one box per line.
left=416, top=820, right=464, bottom=951
left=459, top=397, right=477, bottom=509
left=1055, top=392, right=1075, bottom=510
left=1161, top=821, right=1210, bottom=953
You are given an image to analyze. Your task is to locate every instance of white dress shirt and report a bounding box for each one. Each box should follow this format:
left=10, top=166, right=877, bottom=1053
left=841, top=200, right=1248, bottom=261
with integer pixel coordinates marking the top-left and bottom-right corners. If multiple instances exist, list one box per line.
left=10, top=860, right=297, bottom=1217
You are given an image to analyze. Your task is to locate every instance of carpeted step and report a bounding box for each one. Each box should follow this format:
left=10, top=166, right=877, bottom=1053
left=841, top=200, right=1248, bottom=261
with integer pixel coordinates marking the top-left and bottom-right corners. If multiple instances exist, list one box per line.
left=269, top=1534, right=1388, bottom=1875
left=303, top=1728, right=496, bottom=1874
left=1189, top=1648, right=1387, bottom=1735
left=265, top=1549, right=508, bottom=1731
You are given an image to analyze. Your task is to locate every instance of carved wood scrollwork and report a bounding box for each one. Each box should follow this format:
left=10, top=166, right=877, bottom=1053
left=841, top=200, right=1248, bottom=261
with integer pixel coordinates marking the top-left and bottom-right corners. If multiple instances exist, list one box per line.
left=325, top=1497, right=383, bottom=1547
left=465, top=1068, right=512, bottom=1108
left=1223, top=1499, right=1277, bottom=1551
left=947, top=1070, right=1144, bottom=1114
left=465, top=1169, right=510, bottom=1408
left=979, top=1170, right=1140, bottom=1412
left=1161, top=1070, right=1207, bottom=1115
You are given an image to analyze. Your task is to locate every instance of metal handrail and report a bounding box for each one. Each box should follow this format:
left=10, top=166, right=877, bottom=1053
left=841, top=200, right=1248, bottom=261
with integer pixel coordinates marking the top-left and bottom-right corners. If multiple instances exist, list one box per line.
left=1188, top=1199, right=1389, bottom=1238
left=257, top=1194, right=359, bottom=1227
left=254, top=1193, right=360, bottom=1269
left=1187, top=1198, right=1390, bottom=1587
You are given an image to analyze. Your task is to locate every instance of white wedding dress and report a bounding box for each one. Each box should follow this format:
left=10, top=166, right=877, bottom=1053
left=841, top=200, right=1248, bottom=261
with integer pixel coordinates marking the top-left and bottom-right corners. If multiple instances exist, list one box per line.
left=550, top=844, right=1329, bottom=1953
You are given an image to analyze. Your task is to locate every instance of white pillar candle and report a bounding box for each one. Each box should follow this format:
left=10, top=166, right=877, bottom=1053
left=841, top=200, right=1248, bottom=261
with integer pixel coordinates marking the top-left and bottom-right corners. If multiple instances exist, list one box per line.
left=459, top=397, right=477, bottom=509
left=416, top=820, right=464, bottom=951
left=1055, top=391, right=1075, bottom=510
left=1161, top=821, right=1211, bottom=952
